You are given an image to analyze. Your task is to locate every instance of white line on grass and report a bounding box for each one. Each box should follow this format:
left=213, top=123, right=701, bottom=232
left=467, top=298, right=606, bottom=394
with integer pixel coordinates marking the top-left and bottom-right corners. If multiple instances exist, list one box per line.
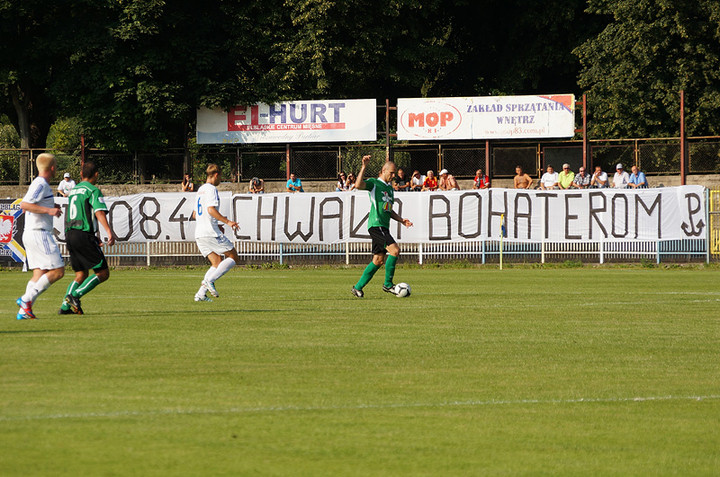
left=1, top=394, right=718, bottom=422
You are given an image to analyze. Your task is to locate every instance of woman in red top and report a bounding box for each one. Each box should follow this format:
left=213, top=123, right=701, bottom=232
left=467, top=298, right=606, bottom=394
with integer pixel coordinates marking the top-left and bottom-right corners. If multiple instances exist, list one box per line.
left=422, top=170, right=438, bottom=191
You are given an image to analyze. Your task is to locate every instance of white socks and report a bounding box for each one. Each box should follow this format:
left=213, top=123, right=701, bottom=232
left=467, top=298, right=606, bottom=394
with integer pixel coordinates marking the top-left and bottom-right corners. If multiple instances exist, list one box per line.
left=22, top=274, right=51, bottom=304
left=209, top=257, right=236, bottom=282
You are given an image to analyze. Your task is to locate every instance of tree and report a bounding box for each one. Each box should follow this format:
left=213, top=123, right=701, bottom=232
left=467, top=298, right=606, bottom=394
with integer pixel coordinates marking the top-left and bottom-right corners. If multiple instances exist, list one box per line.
left=575, top=0, right=720, bottom=138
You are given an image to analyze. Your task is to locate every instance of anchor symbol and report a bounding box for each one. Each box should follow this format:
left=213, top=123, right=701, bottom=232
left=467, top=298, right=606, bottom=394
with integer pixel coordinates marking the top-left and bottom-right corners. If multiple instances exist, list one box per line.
left=681, top=193, right=705, bottom=237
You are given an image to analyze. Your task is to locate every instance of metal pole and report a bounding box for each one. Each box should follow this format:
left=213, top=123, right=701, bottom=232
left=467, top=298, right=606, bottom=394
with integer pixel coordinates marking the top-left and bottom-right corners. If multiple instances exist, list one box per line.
left=485, top=140, right=491, bottom=182
left=286, top=144, right=291, bottom=180
left=680, top=90, right=687, bottom=185
left=583, top=94, right=588, bottom=170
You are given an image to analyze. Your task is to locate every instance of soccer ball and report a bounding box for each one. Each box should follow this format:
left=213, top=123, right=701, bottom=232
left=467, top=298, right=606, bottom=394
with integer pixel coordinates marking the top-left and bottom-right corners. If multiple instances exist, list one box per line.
left=395, top=282, right=411, bottom=297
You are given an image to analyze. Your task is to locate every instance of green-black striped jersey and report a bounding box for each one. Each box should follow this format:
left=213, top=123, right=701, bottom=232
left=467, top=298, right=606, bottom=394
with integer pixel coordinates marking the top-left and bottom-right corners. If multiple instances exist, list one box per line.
left=66, top=181, right=108, bottom=233
left=364, top=177, right=394, bottom=229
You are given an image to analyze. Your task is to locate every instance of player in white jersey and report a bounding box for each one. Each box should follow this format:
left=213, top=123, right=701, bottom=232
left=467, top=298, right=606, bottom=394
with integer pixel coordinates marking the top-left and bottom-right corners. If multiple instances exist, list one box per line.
left=16, top=153, right=65, bottom=319
left=192, top=164, right=240, bottom=301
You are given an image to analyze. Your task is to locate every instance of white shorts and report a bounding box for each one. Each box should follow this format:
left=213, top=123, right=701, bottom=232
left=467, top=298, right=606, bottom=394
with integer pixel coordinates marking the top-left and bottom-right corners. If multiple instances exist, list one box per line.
left=195, top=235, right=234, bottom=258
left=23, top=229, right=64, bottom=270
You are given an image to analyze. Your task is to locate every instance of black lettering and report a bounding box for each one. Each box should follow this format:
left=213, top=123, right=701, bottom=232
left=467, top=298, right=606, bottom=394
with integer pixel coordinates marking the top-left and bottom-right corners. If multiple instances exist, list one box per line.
left=232, top=196, right=252, bottom=240
left=139, top=197, right=161, bottom=240
left=536, top=193, right=558, bottom=240
left=284, top=196, right=315, bottom=242
left=168, top=197, right=190, bottom=240
left=588, top=192, right=607, bottom=239
left=429, top=195, right=451, bottom=241
left=257, top=196, right=278, bottom=241
left=319, top=197, right=343, bottom=241
left=565, top=194, right=582, bottom=240
left=488, top=189, right=508, bottom=240
left=109, top=200, right=133, bottom=242
left=459, top=193, right=482, bottom=239
left=634, top=194, right=661, bottom=239
left=611, top=194, right=629, bottom=238
left=393, top=198, right=404, bottom=240
left=513, top=193, right=531, bottom=239
left=681, top=193, right=705, bottom=237
left=349, top=196, right=370, bottom=239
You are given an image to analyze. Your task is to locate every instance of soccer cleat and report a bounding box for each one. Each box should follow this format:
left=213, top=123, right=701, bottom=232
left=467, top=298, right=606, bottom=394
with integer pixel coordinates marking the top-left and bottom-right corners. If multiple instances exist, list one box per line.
left=382, top=285, right=398, bottom=296
left=202, top=279, right=219, bottom=298
left=16, top=298, right=36, bottom=319
left=57, top=308, right=74, bottom=315
left=194, top=294, right=213, bottom=302
left=351, top=286, right=364, bottom=298
left=64, top=294, right=84, bottom=315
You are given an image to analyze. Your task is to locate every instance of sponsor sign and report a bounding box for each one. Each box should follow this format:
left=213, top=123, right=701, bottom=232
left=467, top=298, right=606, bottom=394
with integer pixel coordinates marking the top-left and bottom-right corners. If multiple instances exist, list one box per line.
left=397, top=95, right=575, bottom=140
left=197, top=99, right=377, bottom=144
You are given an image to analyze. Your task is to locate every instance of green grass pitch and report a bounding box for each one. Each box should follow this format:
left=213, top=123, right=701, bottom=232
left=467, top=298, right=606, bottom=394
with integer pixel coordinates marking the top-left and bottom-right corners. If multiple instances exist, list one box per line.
left=1, top=265, right=719, bottom=475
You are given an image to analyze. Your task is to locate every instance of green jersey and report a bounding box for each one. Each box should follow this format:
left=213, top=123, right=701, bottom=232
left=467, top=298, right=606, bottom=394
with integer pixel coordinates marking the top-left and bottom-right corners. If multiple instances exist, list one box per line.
left=365, top=177, right=394, bottom=229
left=66, top=181, right=108, bottom=233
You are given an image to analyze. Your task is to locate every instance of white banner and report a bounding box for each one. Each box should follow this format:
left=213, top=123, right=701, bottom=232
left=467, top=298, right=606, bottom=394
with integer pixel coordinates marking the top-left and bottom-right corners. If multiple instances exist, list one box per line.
left=37, top=187, right=706, bottom=245
left=397, top=94, right=575, bottom=140
left=196, top=99, right=377, bottom=144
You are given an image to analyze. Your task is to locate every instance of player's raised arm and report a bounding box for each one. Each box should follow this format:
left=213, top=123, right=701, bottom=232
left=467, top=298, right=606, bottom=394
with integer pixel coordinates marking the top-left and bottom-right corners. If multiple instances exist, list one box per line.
left=355, top=155, right=371, bottom=190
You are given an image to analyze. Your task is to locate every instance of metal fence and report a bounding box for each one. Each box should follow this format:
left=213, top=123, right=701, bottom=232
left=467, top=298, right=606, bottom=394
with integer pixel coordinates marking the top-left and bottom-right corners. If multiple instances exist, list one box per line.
left=2, top=137, right=720, bottom=185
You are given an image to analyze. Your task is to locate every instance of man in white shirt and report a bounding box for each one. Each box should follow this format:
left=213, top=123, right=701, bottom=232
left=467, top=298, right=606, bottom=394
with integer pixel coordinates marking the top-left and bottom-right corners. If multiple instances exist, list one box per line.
left=613, top=163, right=630, bottom=189
left=57, top=172, right=76, bottom=197
left=192, top=164, right=240, bottom=302
left=590, top=166, right=609, bottom=188
left=16, top=153, right=65, bottom=319
left=540, top=165, right=559, bottom=190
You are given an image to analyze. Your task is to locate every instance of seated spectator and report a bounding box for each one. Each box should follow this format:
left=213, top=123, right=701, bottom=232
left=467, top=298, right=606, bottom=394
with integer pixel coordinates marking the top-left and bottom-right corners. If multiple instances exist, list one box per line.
left=249, top=176, right=264, bottom=194
left=514, top=166, right=533, bottom=189
left=181, top=173, right=194, bottom=192
left=590, top=166, right=608, bottom=188
left=286, top=172, right=304, bottom=192
left=539, top=165, right=559, bottom=190
left=438, top=168, right=459, bottom=190
left=346, top=173, right=357, bottom=191
left=628, top=165, right=648, bottom=188
left=557, top=163, right=575, bottom=190
left=393, top=168, right=411, bottom=191
left=57, top=172, right=76, bottom=197
left=613, top=163, right=630, bottom=189
left=473, top=169, right=490, bottom=189
left=336, top=172, right=348, bottom=191
left=572, top=166, right=591, bottom=189
left=410, top=170, right=423, bottom=191
left=422, top=170, right=438, bottom=191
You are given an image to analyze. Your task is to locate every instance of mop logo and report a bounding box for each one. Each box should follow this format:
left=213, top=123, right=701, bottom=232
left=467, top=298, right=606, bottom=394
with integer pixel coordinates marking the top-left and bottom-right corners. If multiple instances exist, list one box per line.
left=0, top=215, right=14, bottom=243
left=399, top=100, right=462, bottom=139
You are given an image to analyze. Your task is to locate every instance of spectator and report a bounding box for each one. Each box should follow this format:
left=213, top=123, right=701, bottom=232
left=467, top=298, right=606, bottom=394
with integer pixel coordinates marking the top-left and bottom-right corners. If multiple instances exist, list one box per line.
left=557, top=164, right=575, bottom=190
left=346, top=173, right=357, bottom=191
left=181, top=174, right=194, bottom=192
left=473, top=169, right=490, bottom=189
left=590, top=166, right=608, bottom=188
left=57, top=172, right=76, bottom=197
left=613, top=163, right=630, bottom=189
left=437, top=169, right=460, bottom=191
left=572, top=166, right=591, bottom=189
left=422, top=170, right=438, bottom=191
left=249, top=176, right=264, bottom=194
left=286, top=172, right=304, bottom=192
left=539, top=165, right=559, bottom=190
left=410, top=170, right=423, bottom=191
left=335, top=172, right=348, bottom=191
left=628, top=165, right=648, bottom=188
left=514, top=166, right=533, bottom=189
left=393, top=168, right=411, bottom=191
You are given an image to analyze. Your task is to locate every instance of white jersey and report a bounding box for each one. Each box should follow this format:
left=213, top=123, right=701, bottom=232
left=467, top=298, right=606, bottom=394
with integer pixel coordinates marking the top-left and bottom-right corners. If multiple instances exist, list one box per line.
left=194, top=183, right=223, bottom=239
left=57, top=179, right=76, bottom=195
left=22, top=176, right=55, bottom=232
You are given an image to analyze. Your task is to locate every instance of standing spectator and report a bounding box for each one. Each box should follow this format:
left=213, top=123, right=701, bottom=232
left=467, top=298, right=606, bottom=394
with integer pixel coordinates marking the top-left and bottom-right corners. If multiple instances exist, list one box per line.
left=249, top=176, right=265, bottom=194
left=590, top=166, right=609, bottom=188
left=572, top=166, right=591, bottom=189
left=181, top=173, right=194, bottom=192
left=613, top=163, right=630, bottom=189
left=473, top=169, right=490, bottom=189
left=393, top=168, right=411, bottom=191
left=557, top=164, right=575, bottom=190
left=628, top=165, right=648, bottom=188
left=57, top=172, right=76, bottom=197
left=286, top=172, right=304, bottom=192
left=335, top=172, right=348, bottom=191
left=422, top=170, right=438, bottom=191
left=540, top=165, right=559, bottom=190
left=351, top=155, right=413, bottom=298
left=514, top=166, right=533, bottom=189
left=410, top=170, right=423, bottom=191
left=16, top=153, right=64, bottom=320
left=58, top=161, right=116, bottom=315
left=191, top=164, right=240, bottom=302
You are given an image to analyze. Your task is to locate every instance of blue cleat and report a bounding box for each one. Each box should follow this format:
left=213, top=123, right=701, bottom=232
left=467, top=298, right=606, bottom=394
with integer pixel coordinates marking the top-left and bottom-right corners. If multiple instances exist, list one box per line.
left=16, top=297, right=36, bottom=319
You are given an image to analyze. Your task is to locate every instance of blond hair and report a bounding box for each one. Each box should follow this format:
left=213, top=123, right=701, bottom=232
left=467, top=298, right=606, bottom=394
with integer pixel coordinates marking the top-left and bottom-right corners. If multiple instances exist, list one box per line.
left=206, top=163, right=220, bottom=177
left=36, top=153, right=56, bottom=173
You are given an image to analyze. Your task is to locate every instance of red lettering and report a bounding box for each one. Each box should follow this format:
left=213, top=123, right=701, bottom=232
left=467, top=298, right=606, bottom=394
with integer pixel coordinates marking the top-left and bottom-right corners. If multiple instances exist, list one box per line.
left=426, top=112, right=439, bottom=127
left=408, top=112, right=425, bottom=127
left=227, top=106, right=246, bottom=131
left=440, top=111, right=453, bottom=126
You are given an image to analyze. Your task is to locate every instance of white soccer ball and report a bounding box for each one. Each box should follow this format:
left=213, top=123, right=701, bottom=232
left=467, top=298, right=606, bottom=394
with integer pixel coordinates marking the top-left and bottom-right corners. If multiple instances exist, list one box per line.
left=395, top=282, right=411, bottom=298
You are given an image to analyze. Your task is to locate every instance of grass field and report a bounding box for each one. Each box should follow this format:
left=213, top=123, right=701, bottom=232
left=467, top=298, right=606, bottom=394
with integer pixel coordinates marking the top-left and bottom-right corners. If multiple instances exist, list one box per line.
left=1, top=265, right=719, bottom=475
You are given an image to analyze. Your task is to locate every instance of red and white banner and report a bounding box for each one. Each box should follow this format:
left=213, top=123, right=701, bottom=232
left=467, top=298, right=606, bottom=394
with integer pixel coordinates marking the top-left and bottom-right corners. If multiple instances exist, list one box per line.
left=197, top=99, right=376, bottom=144
left=397, top=95, right=575, bottom=140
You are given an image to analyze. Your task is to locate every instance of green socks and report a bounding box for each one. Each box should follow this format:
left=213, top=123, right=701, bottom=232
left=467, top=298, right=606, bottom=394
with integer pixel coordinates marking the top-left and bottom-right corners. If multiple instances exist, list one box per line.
left=75, top=275, right=101, bottom=298
left=384, top=255, right=397, bottom=288
left=60, top=280, right=81, bottom=311
left=355, top=262, right=381, bottom=290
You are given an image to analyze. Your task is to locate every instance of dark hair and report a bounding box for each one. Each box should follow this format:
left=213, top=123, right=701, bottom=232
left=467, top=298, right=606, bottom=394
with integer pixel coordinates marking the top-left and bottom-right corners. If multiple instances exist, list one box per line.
left=82, top=161, right=98, bottom=179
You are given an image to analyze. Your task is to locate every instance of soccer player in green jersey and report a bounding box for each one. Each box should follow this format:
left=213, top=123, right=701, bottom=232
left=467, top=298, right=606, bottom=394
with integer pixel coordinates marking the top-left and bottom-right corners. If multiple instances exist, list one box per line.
left=58, top=162, right=115, bottom=315
left=351, top=155, right=413, bottom=298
